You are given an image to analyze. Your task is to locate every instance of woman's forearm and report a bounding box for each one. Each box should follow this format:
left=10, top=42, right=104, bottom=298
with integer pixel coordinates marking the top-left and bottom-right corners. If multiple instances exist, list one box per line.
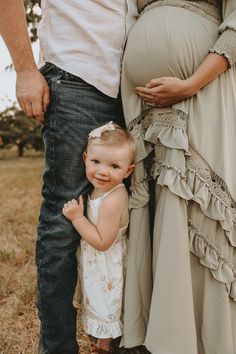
left=185, top=52, right=229, bottom=96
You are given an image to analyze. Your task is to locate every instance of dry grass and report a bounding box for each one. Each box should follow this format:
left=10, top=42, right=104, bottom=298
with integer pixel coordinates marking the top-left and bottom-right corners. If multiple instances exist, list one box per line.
left=0, top=148, right=92, bottom=354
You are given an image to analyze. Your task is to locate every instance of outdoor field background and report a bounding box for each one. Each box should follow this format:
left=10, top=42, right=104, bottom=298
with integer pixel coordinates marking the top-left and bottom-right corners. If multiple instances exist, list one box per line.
left=0, top=148, right=91, bottom=354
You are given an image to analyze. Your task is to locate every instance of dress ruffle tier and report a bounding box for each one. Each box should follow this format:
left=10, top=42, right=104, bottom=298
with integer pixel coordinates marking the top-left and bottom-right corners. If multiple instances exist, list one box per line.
left=128, top=107, right=236, bottom=300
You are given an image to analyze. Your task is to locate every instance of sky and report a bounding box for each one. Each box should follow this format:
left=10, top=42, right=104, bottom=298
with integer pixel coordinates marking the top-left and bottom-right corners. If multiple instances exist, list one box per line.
left=0, top=37, right=39, bottom=112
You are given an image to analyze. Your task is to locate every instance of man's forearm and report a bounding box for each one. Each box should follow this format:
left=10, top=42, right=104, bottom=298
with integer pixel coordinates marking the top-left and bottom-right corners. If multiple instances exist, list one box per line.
left=0, top=0, right=49, bottom=121
left=0, top=0, right=37, bottom=72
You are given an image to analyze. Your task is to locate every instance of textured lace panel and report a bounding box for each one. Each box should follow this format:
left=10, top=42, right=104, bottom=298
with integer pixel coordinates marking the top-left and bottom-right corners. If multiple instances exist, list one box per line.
left=188, top=219, right=236, bottom=272
left=209, top=29, right=236, bottom=67
left=138, top=0, right=221, bottom=24
left=127, top=108, right=187, bottom=132
left=127, top=108, right=152, bottom=131
left=187, top=146, right=236, bottom=217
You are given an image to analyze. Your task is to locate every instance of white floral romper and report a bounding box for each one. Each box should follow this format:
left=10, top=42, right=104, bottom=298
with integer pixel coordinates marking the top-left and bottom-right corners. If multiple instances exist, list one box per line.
left=78, top=184, right=128, bottom=339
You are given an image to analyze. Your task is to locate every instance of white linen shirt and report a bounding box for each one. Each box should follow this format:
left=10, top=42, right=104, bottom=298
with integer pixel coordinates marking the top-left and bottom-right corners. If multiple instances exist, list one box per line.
left=37, top=1, right=138, bottom=98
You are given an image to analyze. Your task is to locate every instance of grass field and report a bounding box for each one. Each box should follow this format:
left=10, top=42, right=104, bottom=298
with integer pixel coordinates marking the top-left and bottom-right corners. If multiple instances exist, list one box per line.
left=0, top=148, right=91, bottom=354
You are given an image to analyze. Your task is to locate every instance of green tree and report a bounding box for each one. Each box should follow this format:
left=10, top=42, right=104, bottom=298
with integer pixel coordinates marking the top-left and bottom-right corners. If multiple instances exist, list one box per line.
left=0, top=105, right=43, bottom=157
left=24, top=0, right=41, bottom=43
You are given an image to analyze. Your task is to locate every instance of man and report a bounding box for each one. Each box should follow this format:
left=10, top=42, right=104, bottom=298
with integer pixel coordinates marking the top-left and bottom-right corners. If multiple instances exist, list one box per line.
left=0, top=1, right=137, bottom=353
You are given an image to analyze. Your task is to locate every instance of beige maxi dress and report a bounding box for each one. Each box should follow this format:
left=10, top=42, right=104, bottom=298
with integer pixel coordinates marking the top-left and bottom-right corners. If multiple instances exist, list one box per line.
left=121, top=1, right=236, bottom=353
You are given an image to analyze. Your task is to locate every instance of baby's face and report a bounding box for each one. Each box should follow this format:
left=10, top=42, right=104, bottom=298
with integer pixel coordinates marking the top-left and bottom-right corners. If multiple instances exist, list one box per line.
left=83, top=143, right=134, bottom=193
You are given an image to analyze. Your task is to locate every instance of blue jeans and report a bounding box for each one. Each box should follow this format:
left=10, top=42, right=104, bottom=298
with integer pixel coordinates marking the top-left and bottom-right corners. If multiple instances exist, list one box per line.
left=36, top=63, right=124, bottom=354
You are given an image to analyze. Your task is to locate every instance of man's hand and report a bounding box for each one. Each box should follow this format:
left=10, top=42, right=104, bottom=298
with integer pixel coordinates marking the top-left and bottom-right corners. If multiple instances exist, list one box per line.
left=62, top=196, right=84, bottom=222
left=16, top=69, right=50, bottom=124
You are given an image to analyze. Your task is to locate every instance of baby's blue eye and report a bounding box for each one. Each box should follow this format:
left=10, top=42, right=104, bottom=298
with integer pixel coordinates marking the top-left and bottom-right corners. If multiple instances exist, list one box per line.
left=112, top=164, right=119, bottom=169
left=92, top=159, right=99, bottom=164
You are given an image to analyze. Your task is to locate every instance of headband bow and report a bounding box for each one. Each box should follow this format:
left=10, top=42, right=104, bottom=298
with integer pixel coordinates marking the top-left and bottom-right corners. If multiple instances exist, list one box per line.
left=88, top=121, right=115, bottom=139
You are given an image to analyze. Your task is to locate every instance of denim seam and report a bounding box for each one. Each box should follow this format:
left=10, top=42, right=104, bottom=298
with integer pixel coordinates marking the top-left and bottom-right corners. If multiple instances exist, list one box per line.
left=51, top=73, right=63, bottom=193
left=49, top=72, right=62, bottom=193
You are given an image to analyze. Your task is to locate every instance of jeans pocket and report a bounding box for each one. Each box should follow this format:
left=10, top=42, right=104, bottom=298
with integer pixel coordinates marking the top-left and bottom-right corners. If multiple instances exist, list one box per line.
left=39, top=62, right=55, bottom=77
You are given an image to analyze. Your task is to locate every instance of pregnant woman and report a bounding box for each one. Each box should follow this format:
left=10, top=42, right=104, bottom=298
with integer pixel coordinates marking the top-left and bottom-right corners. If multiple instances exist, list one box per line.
left=121, top=1, right=236, bottom=353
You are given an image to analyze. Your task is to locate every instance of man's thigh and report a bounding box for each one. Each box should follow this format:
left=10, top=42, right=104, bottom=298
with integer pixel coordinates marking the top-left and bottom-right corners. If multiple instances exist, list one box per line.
left=40, top=63, right=123, bottom=206
left=37, top=63, right=123, bottom=254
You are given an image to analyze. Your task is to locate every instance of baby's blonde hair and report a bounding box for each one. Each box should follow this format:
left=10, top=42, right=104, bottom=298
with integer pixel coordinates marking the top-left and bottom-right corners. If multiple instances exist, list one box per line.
left=87, top=123, right=136, bottom=163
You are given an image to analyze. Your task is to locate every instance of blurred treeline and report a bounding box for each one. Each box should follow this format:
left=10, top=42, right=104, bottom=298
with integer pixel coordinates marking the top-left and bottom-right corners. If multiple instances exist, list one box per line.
left=0, top=0, right=43, bottom=157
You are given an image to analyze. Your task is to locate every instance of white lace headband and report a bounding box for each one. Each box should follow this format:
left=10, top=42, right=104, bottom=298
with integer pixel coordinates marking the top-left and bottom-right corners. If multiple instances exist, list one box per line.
left=88, top=121, right=116, bottom=140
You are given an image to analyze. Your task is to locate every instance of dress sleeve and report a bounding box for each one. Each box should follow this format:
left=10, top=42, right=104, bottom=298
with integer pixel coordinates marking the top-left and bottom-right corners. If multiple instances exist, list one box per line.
left=209, top=0, right=236, bottom=66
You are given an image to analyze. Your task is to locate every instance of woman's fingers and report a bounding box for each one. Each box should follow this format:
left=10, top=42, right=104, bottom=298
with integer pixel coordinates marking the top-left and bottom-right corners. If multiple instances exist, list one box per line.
left=146, top=78, right=162, bottom=88
left=135, top=76, right=190, bottom=106
left=135, top=92, right=156, bottom=101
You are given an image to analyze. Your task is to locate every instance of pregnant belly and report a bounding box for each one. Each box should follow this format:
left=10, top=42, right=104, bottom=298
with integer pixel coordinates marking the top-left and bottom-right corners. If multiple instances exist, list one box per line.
left=123, top=5, right=218, bottom=87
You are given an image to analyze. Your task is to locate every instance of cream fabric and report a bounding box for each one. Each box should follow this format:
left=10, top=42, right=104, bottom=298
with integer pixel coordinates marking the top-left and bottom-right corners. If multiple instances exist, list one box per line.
left=78, top=184, right=128, bottom=339
left=37, top=0, right=138, bottom=98
left=121, top=1, right=236, bottom=353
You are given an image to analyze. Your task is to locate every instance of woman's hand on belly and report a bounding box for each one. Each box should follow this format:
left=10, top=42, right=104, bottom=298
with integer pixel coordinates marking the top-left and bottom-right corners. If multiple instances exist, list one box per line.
left=135, top=53, right=229, bottom=107
left=134, top=76, right=194, bottom=107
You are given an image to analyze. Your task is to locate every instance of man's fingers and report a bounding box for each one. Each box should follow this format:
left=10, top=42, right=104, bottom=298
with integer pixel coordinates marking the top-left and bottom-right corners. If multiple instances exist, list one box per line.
left=34, top=114, right=45, bottom=124
left=24, top=101, right=33, bottom=117
left=16, top=69, right=50, bottom=118
left=43, top=86, right=50, bottom=113
left=32, top=100, right=43, bottom=116
left=18, top=98, right=27, bottom=115
left=18, top=93, right=47, bottom=124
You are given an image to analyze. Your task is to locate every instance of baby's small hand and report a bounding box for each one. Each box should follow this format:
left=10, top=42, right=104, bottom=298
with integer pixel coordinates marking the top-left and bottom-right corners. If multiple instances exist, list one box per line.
left=62, top=196, right=84, bottom=221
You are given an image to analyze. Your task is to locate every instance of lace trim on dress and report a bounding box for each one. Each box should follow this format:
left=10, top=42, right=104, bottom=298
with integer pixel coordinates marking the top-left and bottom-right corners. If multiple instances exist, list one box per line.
left=127, top=107, right=187, bottom=132
left=187, top=147, right=236, bottom=212
left=188, top=219, right=236, bottom=301
left=138, top=0, right=221, bottom=24
left=126, top=107, right=153, bottom=131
